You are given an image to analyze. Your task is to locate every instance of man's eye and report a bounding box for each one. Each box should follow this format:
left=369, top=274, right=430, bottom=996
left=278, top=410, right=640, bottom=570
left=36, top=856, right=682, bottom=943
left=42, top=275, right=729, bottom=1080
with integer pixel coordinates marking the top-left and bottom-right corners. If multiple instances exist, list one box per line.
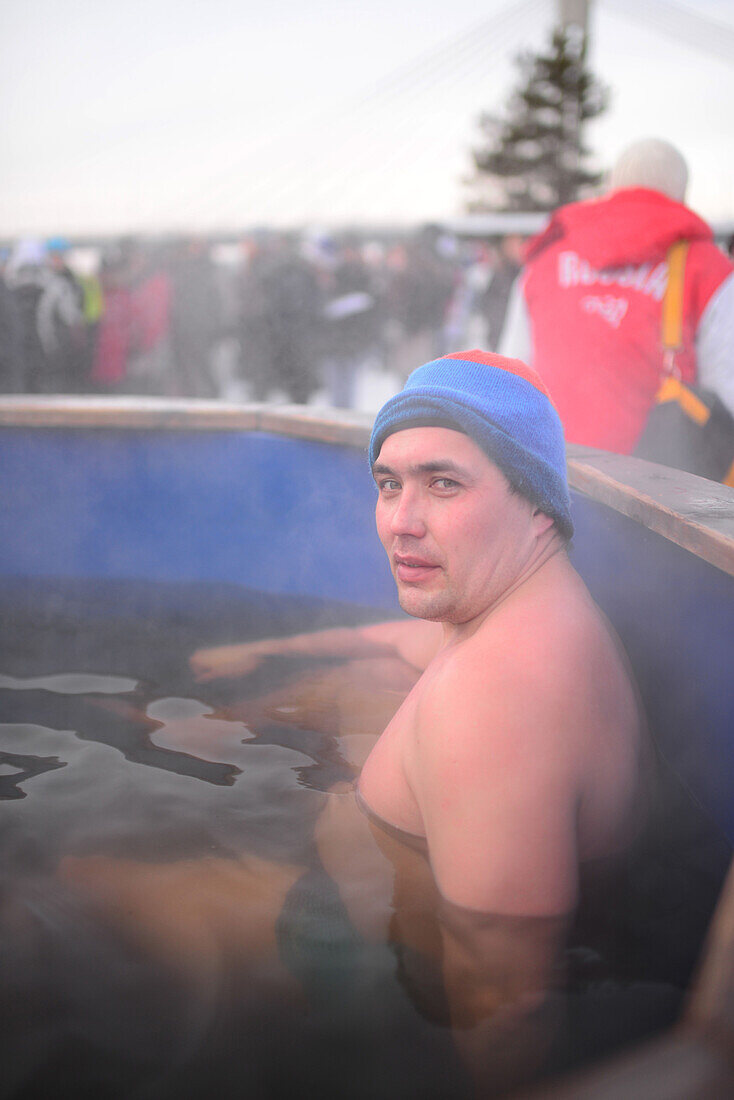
left=379, top=479, right=401, bottom=492
left=432, top=478, right=459, bottom=490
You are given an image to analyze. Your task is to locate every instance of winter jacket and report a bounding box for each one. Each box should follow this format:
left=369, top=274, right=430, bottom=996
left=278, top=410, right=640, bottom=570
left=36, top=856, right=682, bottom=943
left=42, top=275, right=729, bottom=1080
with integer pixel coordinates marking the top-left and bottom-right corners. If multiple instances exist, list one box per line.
left=501, top=188, right=734, bottom=453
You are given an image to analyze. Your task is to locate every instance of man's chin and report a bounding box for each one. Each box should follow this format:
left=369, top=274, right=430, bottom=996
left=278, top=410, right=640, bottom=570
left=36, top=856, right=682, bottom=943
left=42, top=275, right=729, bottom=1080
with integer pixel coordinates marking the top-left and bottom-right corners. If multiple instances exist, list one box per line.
left=397, top=590, right=448, bottom=622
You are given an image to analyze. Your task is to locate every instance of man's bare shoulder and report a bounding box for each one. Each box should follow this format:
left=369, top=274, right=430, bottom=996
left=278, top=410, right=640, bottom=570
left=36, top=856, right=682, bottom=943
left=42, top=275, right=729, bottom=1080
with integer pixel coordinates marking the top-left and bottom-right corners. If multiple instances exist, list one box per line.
left=418, top=556, right=637, bottom=759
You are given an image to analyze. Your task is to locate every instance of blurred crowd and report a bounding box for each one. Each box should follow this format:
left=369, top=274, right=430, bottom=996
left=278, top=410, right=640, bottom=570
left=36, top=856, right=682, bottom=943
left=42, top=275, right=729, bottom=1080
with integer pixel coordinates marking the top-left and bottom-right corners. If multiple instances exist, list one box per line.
left=0, top=229, right=523, bottom=408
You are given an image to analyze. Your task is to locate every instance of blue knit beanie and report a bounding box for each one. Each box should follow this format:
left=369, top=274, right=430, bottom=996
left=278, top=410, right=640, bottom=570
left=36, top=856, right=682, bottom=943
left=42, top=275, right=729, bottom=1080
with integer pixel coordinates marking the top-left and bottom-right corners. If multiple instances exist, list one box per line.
left=369, top=349, right=573, bottom=539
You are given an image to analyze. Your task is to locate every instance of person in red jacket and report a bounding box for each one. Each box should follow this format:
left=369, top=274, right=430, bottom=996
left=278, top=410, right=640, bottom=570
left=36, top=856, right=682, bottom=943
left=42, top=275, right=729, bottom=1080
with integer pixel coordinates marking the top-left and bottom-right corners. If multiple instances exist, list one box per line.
left=501, top=138, right=734, bottom=454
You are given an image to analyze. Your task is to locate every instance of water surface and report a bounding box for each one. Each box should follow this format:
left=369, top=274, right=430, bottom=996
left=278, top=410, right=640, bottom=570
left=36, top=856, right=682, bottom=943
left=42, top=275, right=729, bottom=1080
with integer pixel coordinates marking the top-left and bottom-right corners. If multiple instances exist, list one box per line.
left=0, top=579, right=727, bottom=1099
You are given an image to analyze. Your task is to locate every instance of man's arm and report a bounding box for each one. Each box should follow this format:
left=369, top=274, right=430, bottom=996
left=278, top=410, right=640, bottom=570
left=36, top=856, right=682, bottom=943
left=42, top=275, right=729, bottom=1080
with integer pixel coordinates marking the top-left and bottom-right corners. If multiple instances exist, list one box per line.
left=413, top=652, right=580, bottom=1091
left=417, top=650, right=580, bottom=918
left=190, top=619, right=442, bottom=681
left=438, top=900, right=568, bottom=1095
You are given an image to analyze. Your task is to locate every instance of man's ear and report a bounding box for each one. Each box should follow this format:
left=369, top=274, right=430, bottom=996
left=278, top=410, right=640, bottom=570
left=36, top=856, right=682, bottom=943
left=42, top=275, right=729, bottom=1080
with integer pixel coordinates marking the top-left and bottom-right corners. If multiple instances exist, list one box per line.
left=531, top=508, right=555, bottom=537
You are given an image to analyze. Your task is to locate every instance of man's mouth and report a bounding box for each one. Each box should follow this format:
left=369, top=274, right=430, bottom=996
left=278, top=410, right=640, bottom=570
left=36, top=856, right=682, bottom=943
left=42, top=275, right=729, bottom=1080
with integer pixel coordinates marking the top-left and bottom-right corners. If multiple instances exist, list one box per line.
left=394, top=555, right=439, bottom=583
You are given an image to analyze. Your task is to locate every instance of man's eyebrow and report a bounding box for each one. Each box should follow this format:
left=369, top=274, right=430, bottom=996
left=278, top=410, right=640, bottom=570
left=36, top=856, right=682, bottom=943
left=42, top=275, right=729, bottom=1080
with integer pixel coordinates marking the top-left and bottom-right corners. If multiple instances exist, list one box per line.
left=371, top=459, right=473, bottom=478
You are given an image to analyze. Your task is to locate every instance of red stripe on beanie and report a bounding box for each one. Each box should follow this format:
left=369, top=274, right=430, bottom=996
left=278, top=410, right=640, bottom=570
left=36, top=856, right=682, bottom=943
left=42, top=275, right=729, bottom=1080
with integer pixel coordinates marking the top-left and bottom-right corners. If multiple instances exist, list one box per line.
left=442, top=349, right=552, bottom=402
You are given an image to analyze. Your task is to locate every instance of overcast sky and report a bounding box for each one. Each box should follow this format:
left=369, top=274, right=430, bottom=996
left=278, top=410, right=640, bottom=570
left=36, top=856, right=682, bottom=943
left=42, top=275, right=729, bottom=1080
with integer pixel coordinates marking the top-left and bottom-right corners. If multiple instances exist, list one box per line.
left=2, top=0, right=733, bottom=237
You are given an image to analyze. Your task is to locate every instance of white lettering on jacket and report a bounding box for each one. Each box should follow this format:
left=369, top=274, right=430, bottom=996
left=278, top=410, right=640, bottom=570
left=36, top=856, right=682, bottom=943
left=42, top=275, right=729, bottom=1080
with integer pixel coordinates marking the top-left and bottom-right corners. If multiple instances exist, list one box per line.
left=581, top=296, right=629, bottom=328
left=558, top=252, right=668, bottom=301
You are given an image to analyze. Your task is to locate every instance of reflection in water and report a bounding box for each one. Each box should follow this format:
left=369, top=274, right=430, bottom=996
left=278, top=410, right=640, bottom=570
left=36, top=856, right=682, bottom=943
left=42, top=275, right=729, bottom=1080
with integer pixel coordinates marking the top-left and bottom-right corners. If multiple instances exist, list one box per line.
left=0, top=746, right=66, bottom=800
left=0, top=671, right=140, bottom=694
left=0, top=584, right=729, bottom=1099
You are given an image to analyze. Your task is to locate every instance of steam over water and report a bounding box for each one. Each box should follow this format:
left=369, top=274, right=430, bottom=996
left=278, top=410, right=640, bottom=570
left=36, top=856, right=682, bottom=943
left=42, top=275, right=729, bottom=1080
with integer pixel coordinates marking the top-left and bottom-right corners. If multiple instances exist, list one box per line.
left=0, top=580, right=727, bottom=1099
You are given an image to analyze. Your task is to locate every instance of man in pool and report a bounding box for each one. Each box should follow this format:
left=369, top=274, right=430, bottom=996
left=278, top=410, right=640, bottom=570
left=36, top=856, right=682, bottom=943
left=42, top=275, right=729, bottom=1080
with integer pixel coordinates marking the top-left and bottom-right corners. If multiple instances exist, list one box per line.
left=65, top=351, right=647, bottom=1093
left=193, top=348, right=643, bottom=915
left=188, top=351, right=646, bottom=1077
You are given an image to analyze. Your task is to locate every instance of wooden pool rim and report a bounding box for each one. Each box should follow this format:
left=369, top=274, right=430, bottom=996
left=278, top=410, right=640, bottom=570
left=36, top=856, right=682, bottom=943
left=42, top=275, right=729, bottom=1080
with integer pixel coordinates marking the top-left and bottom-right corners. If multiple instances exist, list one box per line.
left=1, top=395, right=732, bottom=1096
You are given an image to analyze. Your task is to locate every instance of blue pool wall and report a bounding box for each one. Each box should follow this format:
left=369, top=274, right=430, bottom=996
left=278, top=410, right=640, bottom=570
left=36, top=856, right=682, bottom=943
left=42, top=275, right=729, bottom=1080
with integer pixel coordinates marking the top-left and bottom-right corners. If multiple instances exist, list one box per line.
left=0, top=429, right=398, bottom=608
left=0, top=426, right=732, bottom=843
left=570, top=498, right=734, bottom=849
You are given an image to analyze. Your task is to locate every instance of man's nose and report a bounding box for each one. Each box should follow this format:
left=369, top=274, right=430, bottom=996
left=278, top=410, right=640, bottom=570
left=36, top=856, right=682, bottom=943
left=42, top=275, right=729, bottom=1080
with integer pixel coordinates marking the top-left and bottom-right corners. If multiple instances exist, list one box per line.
left=389, top=488, right=426, bottom=537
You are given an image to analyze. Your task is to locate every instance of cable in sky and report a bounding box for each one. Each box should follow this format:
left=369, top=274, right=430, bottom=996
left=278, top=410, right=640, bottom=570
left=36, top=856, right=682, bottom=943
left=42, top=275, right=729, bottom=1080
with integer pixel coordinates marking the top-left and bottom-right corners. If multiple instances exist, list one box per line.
left=179, top=0, right=551, bottom=226
left=603, top=0, right=734, bottom=67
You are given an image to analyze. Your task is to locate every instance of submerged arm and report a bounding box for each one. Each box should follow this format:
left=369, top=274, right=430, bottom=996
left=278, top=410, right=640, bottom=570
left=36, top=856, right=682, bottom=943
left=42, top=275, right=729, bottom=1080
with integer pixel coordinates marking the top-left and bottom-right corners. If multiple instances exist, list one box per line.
left=190, top=619, right=442, bottom=681
left=438, top=901, right=568, bottom=1095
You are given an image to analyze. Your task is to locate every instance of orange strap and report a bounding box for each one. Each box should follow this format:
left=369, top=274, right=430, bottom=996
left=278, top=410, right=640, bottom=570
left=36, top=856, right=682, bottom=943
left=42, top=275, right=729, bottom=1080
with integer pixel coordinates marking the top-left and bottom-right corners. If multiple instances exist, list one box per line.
left=655, top=246, right=710, bottom=427
left=655, top=375, right=710, bottom=426
left=660, top=240, right=689, bottom=356
left=655, top=240, right=734, bottom=484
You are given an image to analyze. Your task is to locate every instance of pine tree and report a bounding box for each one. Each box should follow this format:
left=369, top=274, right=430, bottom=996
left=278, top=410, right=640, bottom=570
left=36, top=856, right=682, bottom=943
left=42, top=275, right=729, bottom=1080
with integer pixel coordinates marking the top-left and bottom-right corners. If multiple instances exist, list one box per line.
left=468, top=25, right=608, bottom=213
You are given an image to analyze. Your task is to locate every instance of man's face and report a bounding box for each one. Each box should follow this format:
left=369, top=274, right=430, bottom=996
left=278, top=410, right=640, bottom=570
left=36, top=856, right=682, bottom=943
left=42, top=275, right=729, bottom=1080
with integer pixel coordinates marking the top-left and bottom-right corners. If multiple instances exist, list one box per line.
left=373, top=427, right=541, bottom=625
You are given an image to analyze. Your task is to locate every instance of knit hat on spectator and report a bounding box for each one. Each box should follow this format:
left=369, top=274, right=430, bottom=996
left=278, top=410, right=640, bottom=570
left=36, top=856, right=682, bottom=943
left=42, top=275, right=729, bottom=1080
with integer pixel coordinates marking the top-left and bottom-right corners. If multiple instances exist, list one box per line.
left=609, top=138, right=689, bottom=203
